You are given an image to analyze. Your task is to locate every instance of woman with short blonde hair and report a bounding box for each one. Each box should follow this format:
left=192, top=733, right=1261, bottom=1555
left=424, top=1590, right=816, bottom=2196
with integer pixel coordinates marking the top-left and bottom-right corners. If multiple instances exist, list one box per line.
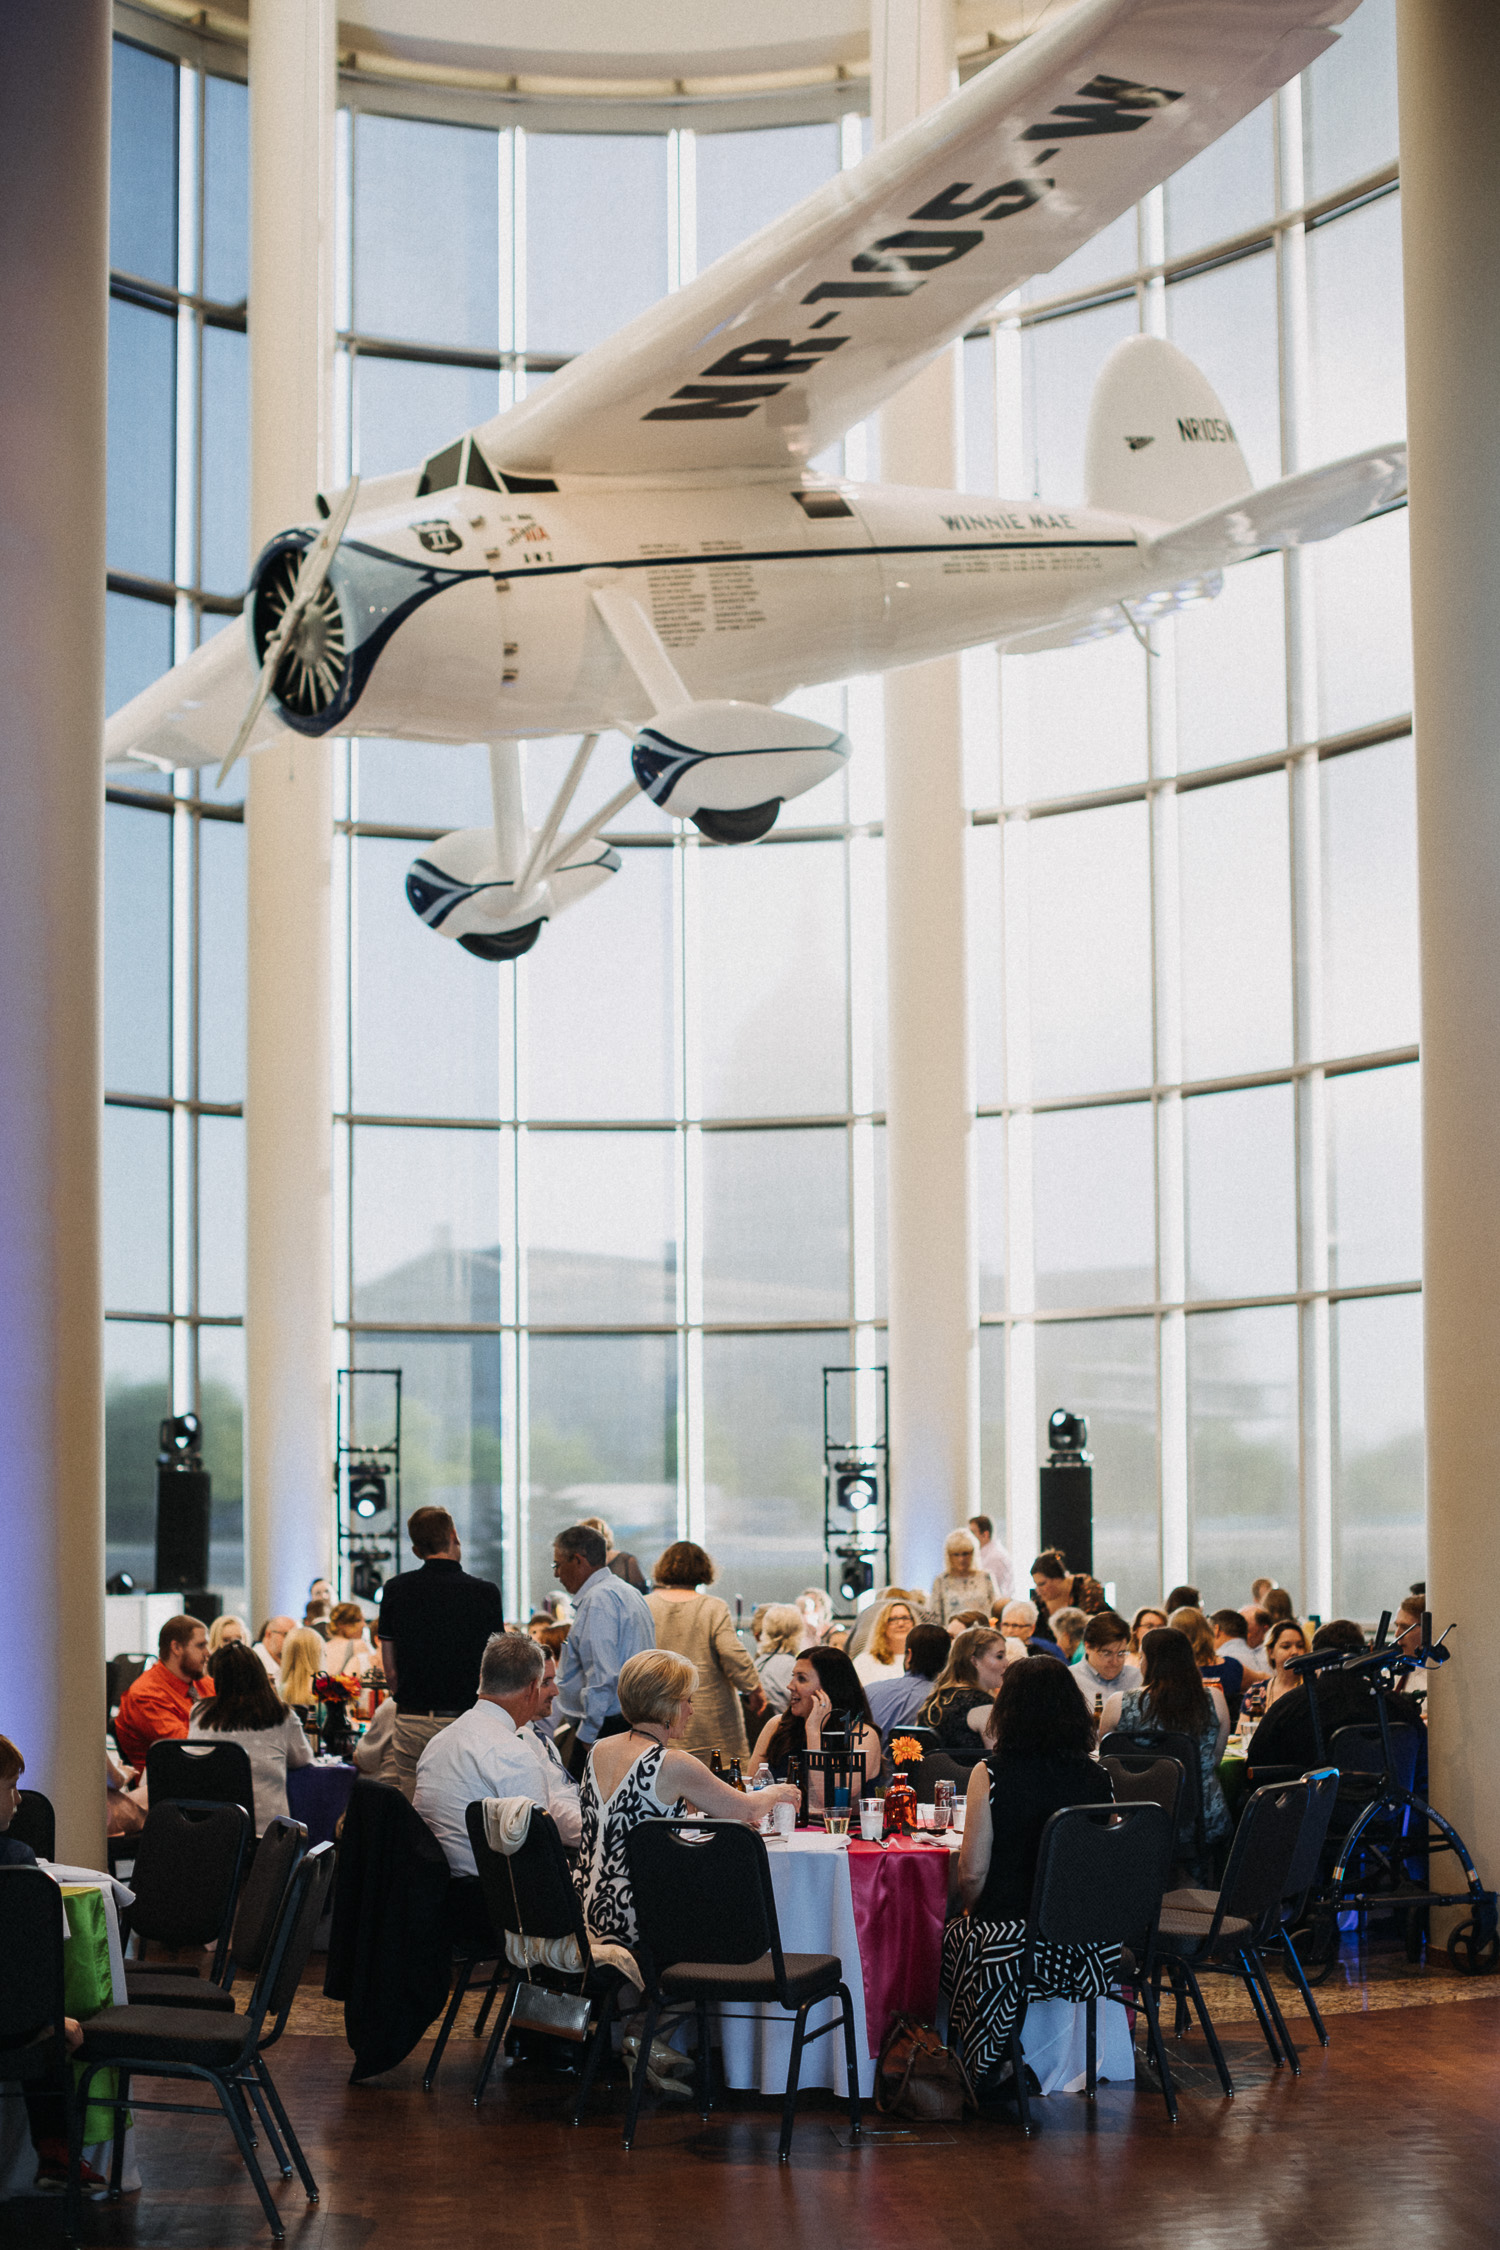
left=930, top=1529, right=1001, bottom=1626
left=646, top=1543, right=763, bottom=1761
left=575, top=1651, right=800, bottom=1958
left=754, top=1603, right=802, bottom=1714
left=853, top=1597, right=916, bottom=1685
left=207, top=1614, right=246, bottom=1655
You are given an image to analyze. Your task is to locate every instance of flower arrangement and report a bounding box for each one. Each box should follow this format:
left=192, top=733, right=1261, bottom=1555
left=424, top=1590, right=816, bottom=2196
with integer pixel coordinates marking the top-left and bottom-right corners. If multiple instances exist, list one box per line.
left=884, top=1738, right=923, bottom=1838
left=889, top=1736, right=924, bottom=1769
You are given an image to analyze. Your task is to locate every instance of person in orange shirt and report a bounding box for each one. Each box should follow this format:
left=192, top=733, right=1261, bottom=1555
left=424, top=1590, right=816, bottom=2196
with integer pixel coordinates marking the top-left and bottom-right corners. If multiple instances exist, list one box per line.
left=114, top=1613, right=214, bottom=1770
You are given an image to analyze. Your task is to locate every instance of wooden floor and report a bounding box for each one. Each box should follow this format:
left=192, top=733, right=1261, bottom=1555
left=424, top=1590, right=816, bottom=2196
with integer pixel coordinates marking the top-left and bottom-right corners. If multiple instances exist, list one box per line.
left=11, top=1990, right=1500, bottom=2249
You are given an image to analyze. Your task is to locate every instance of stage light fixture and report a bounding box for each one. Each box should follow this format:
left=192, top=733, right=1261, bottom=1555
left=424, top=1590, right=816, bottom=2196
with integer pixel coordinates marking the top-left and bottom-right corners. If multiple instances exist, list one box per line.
left=1047, top=1408, right=1088, bottom=1459
left=348, top=1461, right=387, bottom=1519
left=835, top=1460, right=879, bottom=1513
left=836, top=1547, right=874, bottom=1602
left=351, top=1555, right=385, bottom=1602
left=105, top=1571, right=136, bottom=1595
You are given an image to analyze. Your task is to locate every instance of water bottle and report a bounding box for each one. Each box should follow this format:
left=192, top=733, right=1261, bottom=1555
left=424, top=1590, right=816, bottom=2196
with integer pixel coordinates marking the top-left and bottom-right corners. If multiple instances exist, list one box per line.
left=751, top=1763, right=773, bottom=1791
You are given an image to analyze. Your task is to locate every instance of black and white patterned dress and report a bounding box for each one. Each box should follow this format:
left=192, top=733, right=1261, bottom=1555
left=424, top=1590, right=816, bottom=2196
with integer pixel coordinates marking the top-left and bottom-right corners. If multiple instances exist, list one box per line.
left=573, top=1740, right=685, bottom=1951
left=941, top=1756, right=1120, bottom=2084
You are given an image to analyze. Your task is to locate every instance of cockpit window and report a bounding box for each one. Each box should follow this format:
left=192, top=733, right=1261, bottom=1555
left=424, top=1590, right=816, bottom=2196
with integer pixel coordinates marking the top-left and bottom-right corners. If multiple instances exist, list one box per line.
left=416, top=435, right=557, bottom=498
left=415, top=439, right=464, bottom=497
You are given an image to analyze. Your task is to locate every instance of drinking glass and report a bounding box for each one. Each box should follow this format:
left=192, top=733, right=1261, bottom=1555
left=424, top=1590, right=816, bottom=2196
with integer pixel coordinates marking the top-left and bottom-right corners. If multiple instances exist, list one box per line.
left=771, top=1798, right=796, bottom=1839
left=859, top=1798, right=884, bottom=1840
left=933, top=1780, right=955, bottom=1832
left=822, top=1810, right=851, bottom=1838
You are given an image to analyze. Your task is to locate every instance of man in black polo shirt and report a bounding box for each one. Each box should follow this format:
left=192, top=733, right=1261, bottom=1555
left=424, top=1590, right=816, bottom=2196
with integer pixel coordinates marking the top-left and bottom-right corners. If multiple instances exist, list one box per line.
left=377, top=1505, right=505, bottom=1798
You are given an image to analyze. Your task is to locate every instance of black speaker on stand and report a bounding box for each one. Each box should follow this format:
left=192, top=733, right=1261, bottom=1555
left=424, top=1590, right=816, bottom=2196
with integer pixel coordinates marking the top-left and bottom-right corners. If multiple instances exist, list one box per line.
left=154, top=1413, right=213, bottom=1606
left=1038, top=1408, right=1093, bottom=1578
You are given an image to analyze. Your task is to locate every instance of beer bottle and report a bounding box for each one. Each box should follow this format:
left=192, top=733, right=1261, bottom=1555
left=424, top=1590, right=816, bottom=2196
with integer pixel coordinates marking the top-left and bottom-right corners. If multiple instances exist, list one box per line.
left=709, top=1748, right=724, bottom=1778
left=1093, top=1692, right=1104, bottom=1729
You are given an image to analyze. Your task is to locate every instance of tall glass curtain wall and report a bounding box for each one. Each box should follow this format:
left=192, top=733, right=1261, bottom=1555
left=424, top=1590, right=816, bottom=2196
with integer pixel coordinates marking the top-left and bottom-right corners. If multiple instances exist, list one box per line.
left=103, top=1, right=1419, bottom=1622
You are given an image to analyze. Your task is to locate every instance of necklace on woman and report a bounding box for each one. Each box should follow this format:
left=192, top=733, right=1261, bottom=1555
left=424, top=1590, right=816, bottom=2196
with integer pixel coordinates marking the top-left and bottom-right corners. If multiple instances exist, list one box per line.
left=627, top=1725, right=667, bottom=1748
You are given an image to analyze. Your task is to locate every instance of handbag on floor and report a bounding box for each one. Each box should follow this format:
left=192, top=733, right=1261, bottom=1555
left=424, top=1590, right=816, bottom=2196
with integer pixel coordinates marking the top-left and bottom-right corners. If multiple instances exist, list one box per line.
left=875, top=2015, right=976, bottom=2120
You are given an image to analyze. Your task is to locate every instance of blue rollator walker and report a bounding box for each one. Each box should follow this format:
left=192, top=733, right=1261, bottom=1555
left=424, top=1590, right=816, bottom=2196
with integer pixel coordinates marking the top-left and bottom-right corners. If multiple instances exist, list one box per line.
left=1268, top=1612, right=1498, bottom=1983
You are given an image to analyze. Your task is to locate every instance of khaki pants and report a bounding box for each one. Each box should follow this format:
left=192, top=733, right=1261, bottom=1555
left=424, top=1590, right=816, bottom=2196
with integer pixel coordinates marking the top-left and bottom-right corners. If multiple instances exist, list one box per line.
left=390, top=1711, right=455, bottom=1799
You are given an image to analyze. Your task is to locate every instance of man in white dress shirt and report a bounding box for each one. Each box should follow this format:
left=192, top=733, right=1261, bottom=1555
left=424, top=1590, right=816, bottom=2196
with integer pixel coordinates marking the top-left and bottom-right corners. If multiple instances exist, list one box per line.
left=968, top=1516, right=1014, bottom=1603
left=414, top=1632, right=581, bottom=1878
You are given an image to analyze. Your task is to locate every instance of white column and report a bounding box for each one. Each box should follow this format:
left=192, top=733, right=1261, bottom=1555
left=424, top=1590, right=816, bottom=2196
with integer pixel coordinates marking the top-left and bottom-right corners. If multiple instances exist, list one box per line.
left=245, top=0, right=337, bottom=1627
left=1395, top=0, right=1500, bottom=1929
left=874, top=0, right=977, bottom=1590
left=0, top=0, right=110, bottom=1864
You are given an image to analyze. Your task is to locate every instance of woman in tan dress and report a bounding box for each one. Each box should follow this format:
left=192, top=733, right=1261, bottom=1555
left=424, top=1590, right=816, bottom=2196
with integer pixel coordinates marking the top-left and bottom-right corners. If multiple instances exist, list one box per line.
left=646, top=1541, right=764, bottom=1764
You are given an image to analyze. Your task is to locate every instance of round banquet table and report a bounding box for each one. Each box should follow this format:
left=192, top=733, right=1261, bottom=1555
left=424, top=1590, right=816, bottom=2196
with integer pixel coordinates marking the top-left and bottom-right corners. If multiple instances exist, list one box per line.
left=287, top=1757, right=358, bottom=1848
left=714, top=1830, right=1135, bottom=2100
left=0, top=1864, right=141, bottom=2199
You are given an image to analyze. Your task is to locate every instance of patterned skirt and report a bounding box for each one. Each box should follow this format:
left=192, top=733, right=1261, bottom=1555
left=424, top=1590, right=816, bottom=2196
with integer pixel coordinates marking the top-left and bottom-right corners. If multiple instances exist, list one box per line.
left=941, top=1915, right=1120, bottom=2084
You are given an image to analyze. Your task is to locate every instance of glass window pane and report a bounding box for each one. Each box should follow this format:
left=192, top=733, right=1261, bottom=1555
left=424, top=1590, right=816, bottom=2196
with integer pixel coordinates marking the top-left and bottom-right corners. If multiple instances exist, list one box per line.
left=198, top=816, right=246, bottom=1103
left=354, top=1331, right=505, bottom=1590
left=1024, top=209, right=1137, bottom=305
left=1329, top=1063, right=1421, bottom=1288
left=108, top=298, right=175, bottom=580
left=1178, top=771, right=1292, bottom=1080
left=199, top=1324, right=246, bottom=1602
left=104, top=803, right=171, bottom=1094
left=110, top=39, right=176, bottom=285
left=106, top=592, right=174, bottom=722
left=1304, top=0, right=1398, bottom=203
left=1028, top=803, right=1153, bottom=1099
left=1165, top=249, right=1279, bottom=488
left=697, top=840, right=848, bottom=1118
left=976, top=1116, right=1005, bottom=1318
left=1187, top=1304, right=1301, bottom=1602
left=696, top=124, right=839, bottom=272
left=701, top=1330, right=843, bottom=1607
left=105, top=1318, right=171, bottom=1586
left=1332, top=1290, right=1424, bottom=1622
left=1173, top=554, right=1286, bottom=772
left=963, top=332, right=997, bottom=495
left=1164, top=103, right=1274, bottom=259
left=354, top=356, right=500, bottom=481
left=353, top=1125, right=502, bottom=1324
left=1001, top=633, right=1147, bottom=803
left=526, top=1335, right=677, bottom=1607
left=1185, top=1084, right=1297, bottom=1300
left=203, top=74, right=248, bottom=304
left=1307, top=193, right=1406, bottom=463
left=979, top=1324, right=1006, bottom=1520
left=1035, top=1317, right=1159, bottom=1615
left=1024, top=295, right=1139, bottom=504
left=353, top=836, right=504, bottom=1119
left=356, top=740, right=494, bottom=830
left=1314, top=507, right=1413, bottom=741
left=524, top=846, right=675, bottom=1122
left=197, top=1114, right=244, bottom=1317
left=1321, top=736, right=1419, bottom=1058
left=1033, top=1103, right=1156, bottom=1311
left=525, top=134, right=668, bottom=356
left=104, top=1102, right=170, bottom=1314
left=702, top=1128, right=849, bottom=1322
left=201, top=322, right=248, bottom=596
left=353, top=116, right=500, bottom=351
left=525, top=1132, right=675, bottom=1322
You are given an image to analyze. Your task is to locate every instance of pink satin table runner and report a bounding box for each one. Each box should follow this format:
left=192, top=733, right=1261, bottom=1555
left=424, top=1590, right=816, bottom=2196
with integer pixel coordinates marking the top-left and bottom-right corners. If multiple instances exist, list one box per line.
left=845, top=1838, right=951, bottom=2055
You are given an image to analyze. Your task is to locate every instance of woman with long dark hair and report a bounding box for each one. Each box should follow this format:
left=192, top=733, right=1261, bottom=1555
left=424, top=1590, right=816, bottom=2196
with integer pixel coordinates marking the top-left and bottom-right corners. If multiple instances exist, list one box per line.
left=1100, top=1625, right=1230, bottom=1845
left=748, top=1644, right=880, bottom=1807
left=942, top=1658, right=1116, bottom=2093
left=190, top=1639, right=312, bottom=1834
left=919, top=1627, right=1011, bottom=1748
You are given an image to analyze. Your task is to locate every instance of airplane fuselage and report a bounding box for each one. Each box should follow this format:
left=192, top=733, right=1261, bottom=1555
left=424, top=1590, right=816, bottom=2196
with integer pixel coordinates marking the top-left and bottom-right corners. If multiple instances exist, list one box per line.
left=315, top=472, right=1159, bottom=745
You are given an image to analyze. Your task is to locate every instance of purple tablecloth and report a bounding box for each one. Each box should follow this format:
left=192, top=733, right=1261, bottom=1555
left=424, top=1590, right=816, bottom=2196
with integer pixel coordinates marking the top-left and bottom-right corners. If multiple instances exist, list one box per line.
left=288, top=1760, right=357, bottom=1848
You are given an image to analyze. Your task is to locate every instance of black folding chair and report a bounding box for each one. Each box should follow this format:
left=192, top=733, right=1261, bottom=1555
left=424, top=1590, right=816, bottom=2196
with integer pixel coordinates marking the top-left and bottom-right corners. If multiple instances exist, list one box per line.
left=1155, top=1779, right=1310, bottom=2095
left=107, top=1654, right=149, bottom=1727
left=7, top=1787, right=56, bottom=1862
left=464, top=1801, right=625, bottom=2123
left=912, top=1751, right=984, bottom=1802
left=124, top=1816, right=307, bottom=2010
left=123, top=1799, right=250, bottom=1984
left=1102, top=1754, right=1183, bottom=1839
left=991, top=1803, right=1177, bottom=2134
left=1100, top=1729, right=1209, bottom=1875
left=624, top=1818, right=861, bottom=2160
left=146, top=1738, right=256, bottom=1834
left=69, top=1842, right=335, bottom=2245
left=0, top=1867, right=80, bottom=2196
left=1272, top=1767, right=1339, bottom=2043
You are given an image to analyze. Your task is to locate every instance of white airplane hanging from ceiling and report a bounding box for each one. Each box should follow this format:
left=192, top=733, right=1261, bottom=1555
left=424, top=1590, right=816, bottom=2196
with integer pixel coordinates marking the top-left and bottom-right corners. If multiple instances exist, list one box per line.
left=108, top=0, right=1404, bottom=960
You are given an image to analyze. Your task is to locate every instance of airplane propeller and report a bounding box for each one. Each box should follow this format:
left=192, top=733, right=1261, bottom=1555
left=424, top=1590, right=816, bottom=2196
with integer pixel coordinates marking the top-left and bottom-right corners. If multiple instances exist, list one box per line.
left=217, top=474, right=361, bottom=788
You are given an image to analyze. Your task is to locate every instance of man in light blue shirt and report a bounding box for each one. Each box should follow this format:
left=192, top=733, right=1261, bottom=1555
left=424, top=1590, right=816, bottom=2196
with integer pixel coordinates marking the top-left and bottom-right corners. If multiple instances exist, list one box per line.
left=552, top=1522, right=655, bottom=1775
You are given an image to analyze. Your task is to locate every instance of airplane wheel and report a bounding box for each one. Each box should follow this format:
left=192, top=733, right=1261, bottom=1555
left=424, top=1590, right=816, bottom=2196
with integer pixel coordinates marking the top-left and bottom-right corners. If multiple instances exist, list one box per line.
left=458, top=918, right=544, bottom=959
left=1451, top=1921, right=1500, bottom=1975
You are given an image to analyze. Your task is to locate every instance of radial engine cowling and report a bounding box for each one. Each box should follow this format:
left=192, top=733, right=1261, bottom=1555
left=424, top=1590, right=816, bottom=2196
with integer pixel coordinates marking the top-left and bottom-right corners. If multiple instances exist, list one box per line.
left=405, top=826, right=619, bottom=960
left=630, top=700, right=849, bottom=844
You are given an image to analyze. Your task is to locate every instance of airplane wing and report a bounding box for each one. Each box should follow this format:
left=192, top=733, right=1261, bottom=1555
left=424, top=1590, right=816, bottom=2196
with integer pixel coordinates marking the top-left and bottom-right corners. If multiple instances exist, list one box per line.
left=103, top=619, right=288, bottom=773
left=478, top=0, right=1357, bottom=478
left=1142, top=441, right=1409, bottom=573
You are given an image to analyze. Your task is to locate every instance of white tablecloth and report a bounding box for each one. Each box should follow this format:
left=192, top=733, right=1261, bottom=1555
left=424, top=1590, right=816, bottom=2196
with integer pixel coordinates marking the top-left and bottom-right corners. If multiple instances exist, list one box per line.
left=715, top=1833, right=1134, bottom=2100
left=0, top=1864, right=141, bottom=2199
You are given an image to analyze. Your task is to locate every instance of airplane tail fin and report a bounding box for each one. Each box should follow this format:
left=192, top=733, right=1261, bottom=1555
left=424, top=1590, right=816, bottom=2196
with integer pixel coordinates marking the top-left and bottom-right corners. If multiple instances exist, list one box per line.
left=1085, top=334, right=1253, bottom=523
